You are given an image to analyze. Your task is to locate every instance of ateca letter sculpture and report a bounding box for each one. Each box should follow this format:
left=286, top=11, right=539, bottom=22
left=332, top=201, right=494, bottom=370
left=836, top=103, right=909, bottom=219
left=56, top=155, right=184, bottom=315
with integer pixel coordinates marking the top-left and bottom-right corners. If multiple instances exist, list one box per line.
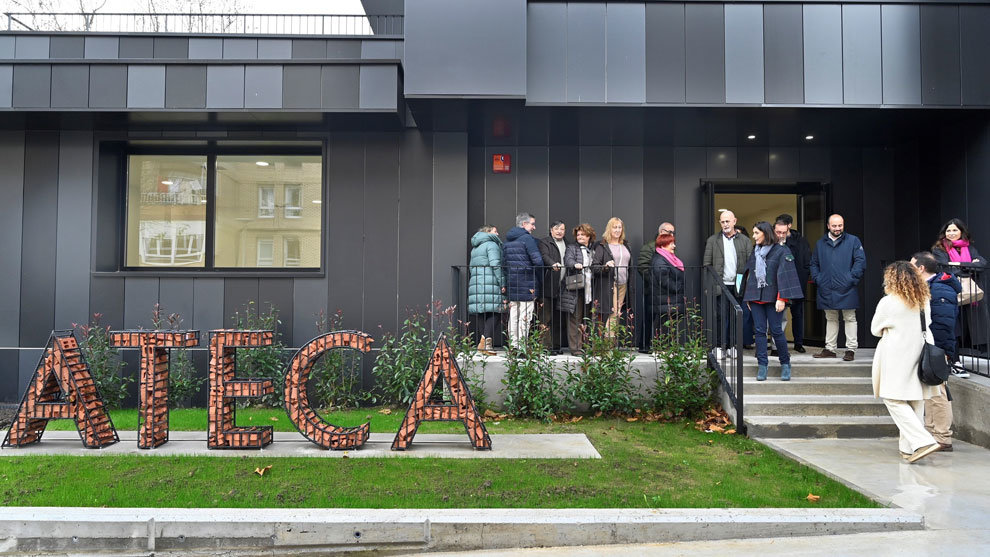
left=4, top=329, right=491, bottom=452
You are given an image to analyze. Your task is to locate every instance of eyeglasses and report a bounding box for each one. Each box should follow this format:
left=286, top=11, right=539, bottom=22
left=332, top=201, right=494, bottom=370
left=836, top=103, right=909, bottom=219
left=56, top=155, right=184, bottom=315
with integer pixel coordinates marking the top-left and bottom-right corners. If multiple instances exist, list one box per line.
left=660, top=229, right=675, bottom=234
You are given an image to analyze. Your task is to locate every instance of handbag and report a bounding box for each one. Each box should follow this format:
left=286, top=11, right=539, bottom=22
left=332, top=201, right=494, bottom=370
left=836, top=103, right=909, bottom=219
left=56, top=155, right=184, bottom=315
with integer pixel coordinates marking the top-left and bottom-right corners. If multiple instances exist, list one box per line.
left=957, top=275, right=984, bottom=305
left=564, top=273, right=585, bottom=291
left=917, top=310, right=951, bottom=386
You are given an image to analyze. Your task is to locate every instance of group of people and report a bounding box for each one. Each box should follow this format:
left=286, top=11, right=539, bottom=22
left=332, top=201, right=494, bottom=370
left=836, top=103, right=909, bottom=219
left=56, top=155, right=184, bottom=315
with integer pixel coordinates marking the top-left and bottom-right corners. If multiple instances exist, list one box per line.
left=467, top=212, right=684, bottom=356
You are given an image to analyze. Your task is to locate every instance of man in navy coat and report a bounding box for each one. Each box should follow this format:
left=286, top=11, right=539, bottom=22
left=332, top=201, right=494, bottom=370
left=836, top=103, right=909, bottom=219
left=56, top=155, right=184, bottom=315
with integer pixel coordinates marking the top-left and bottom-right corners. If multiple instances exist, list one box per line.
left=810, top=214, right=866, bottom=361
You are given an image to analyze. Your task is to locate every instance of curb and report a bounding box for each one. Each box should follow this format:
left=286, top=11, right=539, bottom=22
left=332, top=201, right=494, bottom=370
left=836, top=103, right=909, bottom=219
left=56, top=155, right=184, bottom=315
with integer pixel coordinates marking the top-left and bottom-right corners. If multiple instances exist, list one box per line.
left=0, top=507, right=924, bottom=554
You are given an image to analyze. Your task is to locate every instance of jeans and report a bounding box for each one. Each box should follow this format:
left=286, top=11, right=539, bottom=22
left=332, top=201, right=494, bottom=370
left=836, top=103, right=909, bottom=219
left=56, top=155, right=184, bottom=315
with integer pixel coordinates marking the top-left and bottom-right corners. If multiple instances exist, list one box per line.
left=720, top=285, right=754, bottom=347
left=750, top=302, right=789, bottom=366
left=790, top=300, right=805, bottom=346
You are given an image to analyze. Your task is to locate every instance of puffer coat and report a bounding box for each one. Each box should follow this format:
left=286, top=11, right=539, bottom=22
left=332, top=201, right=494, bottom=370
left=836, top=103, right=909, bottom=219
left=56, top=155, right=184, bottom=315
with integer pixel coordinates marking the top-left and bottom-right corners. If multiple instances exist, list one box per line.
left=503, top=226, right=544, bottom=302
left=650, top=251, right=685, bottom=314
left=927, top=272, right=962, bottom=359
left=467, top=231, right=505, bottom=314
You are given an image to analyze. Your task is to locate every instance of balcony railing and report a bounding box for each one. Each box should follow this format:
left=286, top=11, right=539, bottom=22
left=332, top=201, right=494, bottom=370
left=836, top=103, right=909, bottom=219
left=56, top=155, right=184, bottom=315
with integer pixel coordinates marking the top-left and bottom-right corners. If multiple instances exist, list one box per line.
left=4, top=13, right=403, bottom=36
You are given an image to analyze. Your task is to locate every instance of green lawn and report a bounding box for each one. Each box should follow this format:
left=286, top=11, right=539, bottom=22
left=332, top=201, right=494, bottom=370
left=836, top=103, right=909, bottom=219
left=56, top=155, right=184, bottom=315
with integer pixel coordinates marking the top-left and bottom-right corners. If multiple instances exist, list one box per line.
left=2, top=408, right=879, bottom=509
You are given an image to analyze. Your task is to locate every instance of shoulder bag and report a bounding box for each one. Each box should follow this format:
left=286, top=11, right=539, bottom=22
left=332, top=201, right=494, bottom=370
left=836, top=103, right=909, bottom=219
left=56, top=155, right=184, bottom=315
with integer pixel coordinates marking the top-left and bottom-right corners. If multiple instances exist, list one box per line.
left=917, top=310, right=951, bottom=386
left=565, top=273, right=585, bottom=291
left=957, top=275, right=984, bottom=305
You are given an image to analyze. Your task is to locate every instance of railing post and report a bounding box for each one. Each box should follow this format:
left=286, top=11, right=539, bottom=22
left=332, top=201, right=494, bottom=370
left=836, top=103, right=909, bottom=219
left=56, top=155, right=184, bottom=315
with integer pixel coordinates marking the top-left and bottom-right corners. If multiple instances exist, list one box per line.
left=735, top=302, right=745, bottom=435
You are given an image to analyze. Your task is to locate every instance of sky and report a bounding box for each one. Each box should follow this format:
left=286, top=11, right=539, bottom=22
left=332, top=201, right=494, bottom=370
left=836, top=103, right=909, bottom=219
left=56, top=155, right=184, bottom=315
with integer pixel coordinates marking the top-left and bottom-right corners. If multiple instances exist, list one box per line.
left=1, top=0, right=367, bottom=15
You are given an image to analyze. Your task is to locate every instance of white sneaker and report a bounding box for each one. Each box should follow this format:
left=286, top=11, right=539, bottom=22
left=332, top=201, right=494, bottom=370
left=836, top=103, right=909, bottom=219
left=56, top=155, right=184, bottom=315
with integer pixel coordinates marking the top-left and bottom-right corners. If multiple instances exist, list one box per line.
left=951, top=366, right=971, bottom=379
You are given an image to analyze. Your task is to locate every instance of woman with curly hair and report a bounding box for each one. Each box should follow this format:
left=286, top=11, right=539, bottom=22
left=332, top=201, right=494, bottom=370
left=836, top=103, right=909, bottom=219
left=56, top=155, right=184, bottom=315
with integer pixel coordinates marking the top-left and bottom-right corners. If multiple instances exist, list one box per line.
left=871, top=261, right=940, bottom=464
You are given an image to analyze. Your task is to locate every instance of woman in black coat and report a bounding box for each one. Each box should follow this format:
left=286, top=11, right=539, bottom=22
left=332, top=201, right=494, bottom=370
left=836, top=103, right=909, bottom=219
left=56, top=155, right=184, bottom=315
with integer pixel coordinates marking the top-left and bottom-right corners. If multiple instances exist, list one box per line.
left=743, top=221, right=804, bottom=382
left=932, top=218, right=988, bottom=361
left=650, top=233, right=685, bottom=343
left=560, top=223, right=614, bottom=355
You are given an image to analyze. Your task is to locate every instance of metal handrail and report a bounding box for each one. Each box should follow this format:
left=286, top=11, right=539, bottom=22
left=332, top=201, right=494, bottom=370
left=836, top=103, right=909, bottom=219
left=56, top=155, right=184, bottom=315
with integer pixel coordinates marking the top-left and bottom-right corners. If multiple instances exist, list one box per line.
left=4, top=13, right=404, bottom=36
left=705, top=266, right=745, bottom=434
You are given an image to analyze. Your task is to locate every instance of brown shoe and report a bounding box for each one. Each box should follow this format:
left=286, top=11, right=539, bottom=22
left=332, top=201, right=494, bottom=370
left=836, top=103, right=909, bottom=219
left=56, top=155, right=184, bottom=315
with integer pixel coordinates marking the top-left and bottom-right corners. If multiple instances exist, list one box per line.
left=908, top=443, right=940, bottom=463
left=813, top=349, right=837, bottom=359
left=938, top=443, right=953, bottom=452
left=843, top=350, right=855, bottom=361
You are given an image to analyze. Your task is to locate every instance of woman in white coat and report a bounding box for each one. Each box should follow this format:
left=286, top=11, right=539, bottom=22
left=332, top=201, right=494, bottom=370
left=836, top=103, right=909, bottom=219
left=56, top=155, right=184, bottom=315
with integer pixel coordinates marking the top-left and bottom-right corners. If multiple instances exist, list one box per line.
left=871, top=261, right=940, bottom=464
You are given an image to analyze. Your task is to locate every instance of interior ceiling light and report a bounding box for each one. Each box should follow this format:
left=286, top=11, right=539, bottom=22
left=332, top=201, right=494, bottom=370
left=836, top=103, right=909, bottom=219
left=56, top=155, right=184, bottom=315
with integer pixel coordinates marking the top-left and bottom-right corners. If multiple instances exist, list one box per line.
left=312, top=199, right=322, bottom=204
left=805, top=135, right=815, bottom=141
left=256, top=161, right=269, bottom=167
left=746, top=134, right=756, bottom=140
left=161, top=180, right=173, bottom=185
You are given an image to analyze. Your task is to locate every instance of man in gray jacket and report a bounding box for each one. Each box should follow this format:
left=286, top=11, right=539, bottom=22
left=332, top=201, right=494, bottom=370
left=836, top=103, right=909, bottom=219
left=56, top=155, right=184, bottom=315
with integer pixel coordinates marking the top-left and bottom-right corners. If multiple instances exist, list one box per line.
left=704, top=210, right=754, bottom=348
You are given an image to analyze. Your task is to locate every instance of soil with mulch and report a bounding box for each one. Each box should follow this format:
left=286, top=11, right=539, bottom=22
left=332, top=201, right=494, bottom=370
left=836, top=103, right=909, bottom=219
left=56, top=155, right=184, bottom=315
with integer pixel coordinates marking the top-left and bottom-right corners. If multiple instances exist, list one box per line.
left=0, top=404, right=16, bottom=430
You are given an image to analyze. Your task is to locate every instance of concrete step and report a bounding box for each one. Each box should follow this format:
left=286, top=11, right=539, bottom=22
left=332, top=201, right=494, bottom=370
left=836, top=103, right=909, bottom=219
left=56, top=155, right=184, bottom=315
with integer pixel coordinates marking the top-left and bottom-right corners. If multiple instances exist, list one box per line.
left=743, top=395, right=888, bottom=417
left=743, top=377, right=874, bottom=396
left=740, top=364, right=872, bottom=378
left=745, top=415, right=899, bottom=438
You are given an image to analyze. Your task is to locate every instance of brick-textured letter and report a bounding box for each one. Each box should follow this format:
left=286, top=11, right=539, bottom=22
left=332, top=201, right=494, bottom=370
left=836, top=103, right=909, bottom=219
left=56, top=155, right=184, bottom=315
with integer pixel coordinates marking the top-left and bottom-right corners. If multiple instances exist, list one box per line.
left=110, top=330, right=199, bottom=448
left=208, top=330, right=276, bottom=449
left=284, top=331, right=372, bottom=450
left=2, top=331, right=119, bottom=449
left=392, top=333, right=491, bottom=451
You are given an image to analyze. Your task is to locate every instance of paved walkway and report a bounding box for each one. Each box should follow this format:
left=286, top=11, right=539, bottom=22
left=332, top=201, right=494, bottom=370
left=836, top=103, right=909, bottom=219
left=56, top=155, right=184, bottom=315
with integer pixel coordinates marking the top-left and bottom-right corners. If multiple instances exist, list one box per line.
left=0, top=431, right=601, bottom=459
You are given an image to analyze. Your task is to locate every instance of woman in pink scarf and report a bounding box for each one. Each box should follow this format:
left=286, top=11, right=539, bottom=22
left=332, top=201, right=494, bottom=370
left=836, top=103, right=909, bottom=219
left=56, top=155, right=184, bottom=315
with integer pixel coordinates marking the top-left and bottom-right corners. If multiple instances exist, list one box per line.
left=649, top=233, right=686, bottom=343
left=932, top=218, right=988, bottom=369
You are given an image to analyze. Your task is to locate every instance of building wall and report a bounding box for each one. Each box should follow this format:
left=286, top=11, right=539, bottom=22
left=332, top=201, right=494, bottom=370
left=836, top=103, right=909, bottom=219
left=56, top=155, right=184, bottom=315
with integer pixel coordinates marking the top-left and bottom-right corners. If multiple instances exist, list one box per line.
left=0, top=129, right=467, bottom=404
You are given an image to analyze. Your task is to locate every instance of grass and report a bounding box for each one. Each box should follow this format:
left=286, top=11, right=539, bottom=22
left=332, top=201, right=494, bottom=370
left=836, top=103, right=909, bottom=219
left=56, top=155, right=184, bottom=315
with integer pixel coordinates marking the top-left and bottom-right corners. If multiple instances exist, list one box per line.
left=1, top=407, right=879, bottom=509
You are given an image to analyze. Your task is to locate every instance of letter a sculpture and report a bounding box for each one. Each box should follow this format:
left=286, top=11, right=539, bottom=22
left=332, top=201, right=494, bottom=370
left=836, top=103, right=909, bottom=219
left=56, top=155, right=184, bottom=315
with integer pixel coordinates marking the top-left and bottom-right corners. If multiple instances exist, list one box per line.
left=392, top=333, right=491, bottom=451
left=3, top=331, right=119, bottom=449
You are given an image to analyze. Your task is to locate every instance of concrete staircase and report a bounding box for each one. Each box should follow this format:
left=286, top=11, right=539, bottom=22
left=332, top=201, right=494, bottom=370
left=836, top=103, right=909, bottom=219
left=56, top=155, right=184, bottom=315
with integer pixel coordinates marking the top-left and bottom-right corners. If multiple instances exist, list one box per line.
left=741, top=348, right=899, bottom=438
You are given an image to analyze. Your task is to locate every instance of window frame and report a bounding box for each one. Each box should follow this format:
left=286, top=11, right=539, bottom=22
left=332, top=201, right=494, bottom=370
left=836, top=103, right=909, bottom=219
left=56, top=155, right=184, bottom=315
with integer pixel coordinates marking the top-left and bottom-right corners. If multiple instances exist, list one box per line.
left=121, top=143, right=325, bottom=275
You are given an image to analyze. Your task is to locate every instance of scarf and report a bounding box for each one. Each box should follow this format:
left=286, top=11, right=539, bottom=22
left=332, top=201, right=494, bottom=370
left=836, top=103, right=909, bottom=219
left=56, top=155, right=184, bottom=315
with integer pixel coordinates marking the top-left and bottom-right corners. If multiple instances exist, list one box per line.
left=656, top=247, right=684, bottom=271
left=755, top=245, right=772, bottom=288
left=944, top=239, right=972, bottom=263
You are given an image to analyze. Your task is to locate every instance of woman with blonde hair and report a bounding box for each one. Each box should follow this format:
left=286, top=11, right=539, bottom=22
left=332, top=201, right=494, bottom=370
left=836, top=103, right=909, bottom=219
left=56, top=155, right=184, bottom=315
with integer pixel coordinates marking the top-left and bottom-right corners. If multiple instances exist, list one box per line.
left=602, top=217, right=632, bottom=336
left=871, top=261, right=941, bottom=464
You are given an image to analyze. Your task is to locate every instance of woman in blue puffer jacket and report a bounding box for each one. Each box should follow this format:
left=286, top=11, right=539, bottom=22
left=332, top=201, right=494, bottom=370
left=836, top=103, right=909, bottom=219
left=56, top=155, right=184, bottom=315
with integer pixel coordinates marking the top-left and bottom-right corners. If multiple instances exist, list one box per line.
left=468, top=226, right=505, bottom=353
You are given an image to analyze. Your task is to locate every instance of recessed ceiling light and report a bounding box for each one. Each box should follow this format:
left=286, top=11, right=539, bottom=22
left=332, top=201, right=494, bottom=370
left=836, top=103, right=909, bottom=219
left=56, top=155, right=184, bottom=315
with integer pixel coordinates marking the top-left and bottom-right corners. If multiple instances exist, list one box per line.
left=256, top=161, right=269, bottom=167
left=717, top=208, right=727, bottom=212
left=312, top=199, right=322, bottom=204
left=161, top=180, right=173, bottom=185
left=805, top=135, right=815, bottom=141
left=746, top=134, right=756, bottom=140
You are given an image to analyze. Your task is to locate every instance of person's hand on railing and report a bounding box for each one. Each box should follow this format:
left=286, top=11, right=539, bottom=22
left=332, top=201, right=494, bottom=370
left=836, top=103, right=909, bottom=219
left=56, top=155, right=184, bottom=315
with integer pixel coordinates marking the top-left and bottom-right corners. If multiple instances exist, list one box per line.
left=605, top=261, right=615, bottom=268
left=574, top=263, right=584, bottom=270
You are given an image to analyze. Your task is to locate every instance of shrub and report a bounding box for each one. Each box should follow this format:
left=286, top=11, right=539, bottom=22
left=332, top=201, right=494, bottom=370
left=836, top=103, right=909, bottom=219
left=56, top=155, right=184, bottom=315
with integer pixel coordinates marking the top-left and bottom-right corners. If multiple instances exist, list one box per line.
left=231, top=301, right=287, bottom=408
left=565, top=309, right=639, bottom=414
left=501, top=323, right=562, bottom=421
left=150, top=304, right=203, bottom=409
left=74, top=313, right=130, bottom=409
left=650, top=305, right=717, bottom=418
left=310, top=309, right=366, bottom=410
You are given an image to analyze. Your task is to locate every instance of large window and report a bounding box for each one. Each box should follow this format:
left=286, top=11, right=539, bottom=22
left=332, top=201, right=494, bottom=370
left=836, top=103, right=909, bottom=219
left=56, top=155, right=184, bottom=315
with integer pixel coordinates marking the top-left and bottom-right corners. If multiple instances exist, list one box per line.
left=126, top=152, right=322, bottom=270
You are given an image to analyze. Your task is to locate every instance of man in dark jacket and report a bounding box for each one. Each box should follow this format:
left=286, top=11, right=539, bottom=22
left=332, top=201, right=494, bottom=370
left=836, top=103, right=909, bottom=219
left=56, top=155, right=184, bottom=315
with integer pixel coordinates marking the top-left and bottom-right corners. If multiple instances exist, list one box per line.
left=774, top=215, right=812, bottom=352
left=538, top=221, right=569, bottom=354
left=703, top=210, right=754, bottom=349
left=637, top=222, right=675, bottom=352
left=810, top=214, right=866, bottom=361
left=913, top=251, right=962, bottom=452
left=503, top=213, right=544, bottom=347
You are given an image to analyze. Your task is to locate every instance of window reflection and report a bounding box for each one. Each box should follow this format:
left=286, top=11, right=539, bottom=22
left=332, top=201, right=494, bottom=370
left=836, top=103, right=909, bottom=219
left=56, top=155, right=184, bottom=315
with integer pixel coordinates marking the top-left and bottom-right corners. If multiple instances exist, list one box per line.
left=126, top=155, right=207, bottom=267
left=215, top=155, right=322, bottom=268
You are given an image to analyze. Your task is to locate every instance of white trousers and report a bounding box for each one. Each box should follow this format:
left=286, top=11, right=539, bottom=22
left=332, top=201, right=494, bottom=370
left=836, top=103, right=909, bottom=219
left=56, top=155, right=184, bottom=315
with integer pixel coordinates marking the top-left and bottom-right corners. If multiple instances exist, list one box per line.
left=508, top=301, right=535, bottom=346
left=883, top=398, right=937, bottom=454
left=825, top=309, right=858, bottom=351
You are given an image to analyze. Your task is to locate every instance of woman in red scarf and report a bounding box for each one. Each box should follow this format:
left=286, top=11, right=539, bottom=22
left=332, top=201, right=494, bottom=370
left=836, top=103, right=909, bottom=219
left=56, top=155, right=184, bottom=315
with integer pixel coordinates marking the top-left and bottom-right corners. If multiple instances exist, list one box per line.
left=649, top=233, right=686, bottom=343
left=932, top=218, right=988, bottom=364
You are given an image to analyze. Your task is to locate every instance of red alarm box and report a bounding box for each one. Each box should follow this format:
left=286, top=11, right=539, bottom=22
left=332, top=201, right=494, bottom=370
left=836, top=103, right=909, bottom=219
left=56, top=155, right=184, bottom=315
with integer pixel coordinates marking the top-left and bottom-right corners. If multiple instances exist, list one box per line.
left=493, top=154, right=511, bottom=174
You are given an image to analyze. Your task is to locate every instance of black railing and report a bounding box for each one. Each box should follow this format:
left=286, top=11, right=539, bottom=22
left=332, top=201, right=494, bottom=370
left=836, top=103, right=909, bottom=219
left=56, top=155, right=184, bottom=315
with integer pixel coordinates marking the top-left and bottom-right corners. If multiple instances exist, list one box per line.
left=704, top=267, right=745, bottom=434
left=941, top=263, right=990, bottom=379
left=4, top=13, right=403, bottom=36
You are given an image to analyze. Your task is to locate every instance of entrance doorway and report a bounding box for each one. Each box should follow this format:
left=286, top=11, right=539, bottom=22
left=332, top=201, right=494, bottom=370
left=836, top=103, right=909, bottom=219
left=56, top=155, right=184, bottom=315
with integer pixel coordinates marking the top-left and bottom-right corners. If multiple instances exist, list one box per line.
left=702, top=181, right=831, bottom=346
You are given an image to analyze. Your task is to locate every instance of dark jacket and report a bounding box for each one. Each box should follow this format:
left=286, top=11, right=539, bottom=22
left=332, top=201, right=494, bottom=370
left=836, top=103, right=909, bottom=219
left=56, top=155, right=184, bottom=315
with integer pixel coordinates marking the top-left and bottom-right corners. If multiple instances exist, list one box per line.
left=560, top=242, right=614, bottom=315
left=703, top=231, right=754, bottom=288
left=467, top=231, right=505, bottom=314
left=503, top=226, right=544, bottom=302
left=927, top=272, right=962, bottom=359
left=932, top=245, right=986, bottom=271
left=538, top=235, right=569, bottom=300
left=743, top=244, right=805, bottom=303
left=650, top=251, right=685, bottom=315
left=782, top=229, right=812, bottom=294
left=809, top=232, right=866, bottom=310
left=933, top=244, right=988, bottom=343
left=638, top=238, right=657, bottom=278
